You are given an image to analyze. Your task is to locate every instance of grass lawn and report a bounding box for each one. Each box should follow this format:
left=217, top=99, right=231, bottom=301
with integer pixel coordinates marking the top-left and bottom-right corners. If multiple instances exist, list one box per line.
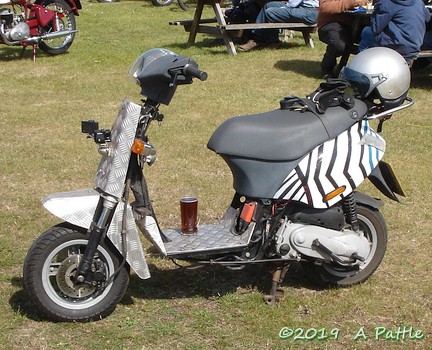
left=1, top=1, right=432, bottom=349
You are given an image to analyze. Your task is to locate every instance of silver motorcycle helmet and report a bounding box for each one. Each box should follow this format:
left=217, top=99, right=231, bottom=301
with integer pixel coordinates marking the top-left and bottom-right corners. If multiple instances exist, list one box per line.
left=340, top=47, right=411, bottom=109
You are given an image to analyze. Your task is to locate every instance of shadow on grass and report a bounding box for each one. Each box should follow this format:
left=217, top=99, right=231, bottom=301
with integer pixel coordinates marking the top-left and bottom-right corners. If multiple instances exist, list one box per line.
left=274, top=59, right=323, bottom=80
left=0, top=46, right=67, bottom=61
left=164, top=38, right=238, bottom=56
left=124, top=260, right=317, bottom=304
left=275, top=58, right=432, bottom=90
left=8, top=260, right=318, bottom=321
left=8, top=276, right=45, bottom=322
left=0, top=46, right=28, bottom=61
left=165, top=37, right=305, bottom=56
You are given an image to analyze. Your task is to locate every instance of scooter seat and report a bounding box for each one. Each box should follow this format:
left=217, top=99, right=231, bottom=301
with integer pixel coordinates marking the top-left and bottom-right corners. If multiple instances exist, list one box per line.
left=207, top=99, right=367, bottom=161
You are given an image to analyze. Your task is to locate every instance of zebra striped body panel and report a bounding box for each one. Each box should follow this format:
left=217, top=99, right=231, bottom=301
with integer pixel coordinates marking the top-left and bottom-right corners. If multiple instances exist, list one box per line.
left=273, top=120, right=385, bottom=208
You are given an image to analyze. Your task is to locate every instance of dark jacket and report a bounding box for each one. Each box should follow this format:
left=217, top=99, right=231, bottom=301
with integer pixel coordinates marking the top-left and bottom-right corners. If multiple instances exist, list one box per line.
left=372, top=0, right=430, bottom=57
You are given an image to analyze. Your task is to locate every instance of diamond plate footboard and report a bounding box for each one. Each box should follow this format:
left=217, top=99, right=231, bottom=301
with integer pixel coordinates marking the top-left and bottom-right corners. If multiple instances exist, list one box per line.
left=163, top=207, right=254, bottom=258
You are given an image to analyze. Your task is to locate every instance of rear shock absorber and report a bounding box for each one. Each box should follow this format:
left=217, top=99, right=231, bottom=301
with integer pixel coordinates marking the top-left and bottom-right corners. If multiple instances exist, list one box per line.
left=343, top=193, right=359, bottom=232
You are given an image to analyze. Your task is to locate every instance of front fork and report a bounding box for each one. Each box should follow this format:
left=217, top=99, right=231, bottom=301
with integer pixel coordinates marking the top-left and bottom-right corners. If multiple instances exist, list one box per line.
left=75, top=194, right=118, bottom=285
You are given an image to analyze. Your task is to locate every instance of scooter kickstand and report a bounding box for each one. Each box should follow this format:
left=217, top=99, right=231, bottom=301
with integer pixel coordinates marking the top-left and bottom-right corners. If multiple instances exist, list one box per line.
left=263, top=264, right=289, bottom=305
left=32, top=44, right=37, bottom=62
left=19, top=45, right=37, bottom=61
left=19, top=46, right=26, bottom=60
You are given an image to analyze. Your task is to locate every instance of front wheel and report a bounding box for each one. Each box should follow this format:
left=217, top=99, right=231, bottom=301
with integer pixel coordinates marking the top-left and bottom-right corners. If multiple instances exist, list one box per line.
left=302, top=205, right=387, bottom=287
left=23, top=223, right=130, bottom=322
left=38, top=0, right=76, bottom=55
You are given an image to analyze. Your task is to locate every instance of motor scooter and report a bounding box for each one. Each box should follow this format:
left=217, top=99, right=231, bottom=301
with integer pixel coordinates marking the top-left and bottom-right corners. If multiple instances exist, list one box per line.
left=23, top=48, right=413, bottom=322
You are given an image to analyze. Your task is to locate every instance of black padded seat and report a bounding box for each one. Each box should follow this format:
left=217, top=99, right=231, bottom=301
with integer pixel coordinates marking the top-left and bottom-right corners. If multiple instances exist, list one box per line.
left=207, top=100, right=367, bottom=161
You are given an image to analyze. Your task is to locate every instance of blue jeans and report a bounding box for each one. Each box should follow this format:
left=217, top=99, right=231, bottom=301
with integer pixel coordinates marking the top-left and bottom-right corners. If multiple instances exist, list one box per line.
left=252, top=2, right=318, bottom=43
left=359, top=26, right=378, bottom=52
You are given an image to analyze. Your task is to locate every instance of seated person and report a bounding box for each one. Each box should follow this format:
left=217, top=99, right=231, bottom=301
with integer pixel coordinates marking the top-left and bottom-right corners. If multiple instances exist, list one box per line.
left=412, top=29, right=432, bottom=69
left=238, top=0, right=319, bottom=52
left=317, top=0, right=367, bottom=78
left=412, top=2, right=432, bottom=69
left=358, top=0, right=430, bottom=65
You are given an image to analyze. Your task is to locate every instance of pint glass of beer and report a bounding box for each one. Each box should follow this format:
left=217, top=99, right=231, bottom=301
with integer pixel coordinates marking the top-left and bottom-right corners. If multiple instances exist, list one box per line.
left=180, top=194, right=198, bottom=234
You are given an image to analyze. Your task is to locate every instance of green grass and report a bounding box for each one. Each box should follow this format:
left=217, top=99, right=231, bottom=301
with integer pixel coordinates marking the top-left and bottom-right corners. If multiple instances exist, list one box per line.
left=1, top=1, right=432, bottom=349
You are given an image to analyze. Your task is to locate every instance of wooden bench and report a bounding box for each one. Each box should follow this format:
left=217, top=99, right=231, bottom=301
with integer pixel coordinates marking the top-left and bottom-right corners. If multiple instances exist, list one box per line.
left=170, top=19, right=317, bottom=48
left=170, top=18, right=221, bottom=36
left=221, top=22, right=316, bottom=48
left=169, top=0, right=317, bottom=55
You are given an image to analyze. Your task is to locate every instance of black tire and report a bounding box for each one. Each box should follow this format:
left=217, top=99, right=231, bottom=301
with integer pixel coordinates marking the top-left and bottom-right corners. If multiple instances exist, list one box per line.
left=302, top=205, right=387, bottom=287
left=38, top=0, right=76, bottom=55
left=23, top=223, right=130, bottom=322
left=178, top=0, right=197, bottom=11
left=151, top=0, right=174, bottom=6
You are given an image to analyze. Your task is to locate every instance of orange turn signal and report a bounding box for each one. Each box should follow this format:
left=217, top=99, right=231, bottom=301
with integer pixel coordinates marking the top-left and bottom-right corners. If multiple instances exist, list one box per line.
left=323, top=186, right=346, bottom=202
left=131, top=138, right=145, bottom=155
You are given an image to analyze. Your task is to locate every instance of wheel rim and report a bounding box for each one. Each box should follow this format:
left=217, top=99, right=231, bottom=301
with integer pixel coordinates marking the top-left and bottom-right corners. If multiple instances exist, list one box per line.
left=42, top=239, right=115, bottom=310
left=322, top=213, right=377, bottom=277
left=41, top=2, right=75, bottom=49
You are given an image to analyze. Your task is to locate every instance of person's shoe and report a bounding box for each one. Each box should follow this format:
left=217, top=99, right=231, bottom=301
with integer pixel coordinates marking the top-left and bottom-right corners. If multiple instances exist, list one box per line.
left=321, top=66, right=336, bottom=80
left=238, top=40, right=259, bottom=52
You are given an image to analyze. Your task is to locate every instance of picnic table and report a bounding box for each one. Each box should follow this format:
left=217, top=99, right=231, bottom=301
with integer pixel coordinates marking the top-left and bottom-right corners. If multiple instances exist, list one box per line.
left=169, top=0, right=317, bottom=55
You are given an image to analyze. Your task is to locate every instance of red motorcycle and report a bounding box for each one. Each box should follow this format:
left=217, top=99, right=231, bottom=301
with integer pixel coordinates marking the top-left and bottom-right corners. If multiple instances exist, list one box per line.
left=0, top=0, right=81, bottom=60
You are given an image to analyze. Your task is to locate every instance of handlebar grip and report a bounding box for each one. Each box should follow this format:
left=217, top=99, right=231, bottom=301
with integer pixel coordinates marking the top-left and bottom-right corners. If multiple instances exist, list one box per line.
left=184, top=63, right=208, bottom=81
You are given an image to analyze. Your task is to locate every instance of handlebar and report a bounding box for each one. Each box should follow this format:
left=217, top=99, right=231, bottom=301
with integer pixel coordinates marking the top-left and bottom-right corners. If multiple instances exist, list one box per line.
left=183, top=63, right=208, bottom=81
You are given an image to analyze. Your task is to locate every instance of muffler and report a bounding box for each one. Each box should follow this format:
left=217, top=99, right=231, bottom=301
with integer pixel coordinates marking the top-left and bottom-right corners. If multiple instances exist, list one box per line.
left=24, top=29, right=78, bottom=43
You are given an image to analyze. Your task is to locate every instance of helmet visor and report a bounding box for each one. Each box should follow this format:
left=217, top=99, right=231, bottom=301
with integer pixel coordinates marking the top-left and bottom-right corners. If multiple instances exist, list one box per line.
left=340, top=67, right=388, bottom=98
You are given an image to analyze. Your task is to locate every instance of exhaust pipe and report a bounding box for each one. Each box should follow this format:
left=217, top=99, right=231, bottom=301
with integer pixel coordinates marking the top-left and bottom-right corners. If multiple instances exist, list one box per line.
left=40, top=29, right=78, bottom=40
left=24, top=29, right=78, bottom=44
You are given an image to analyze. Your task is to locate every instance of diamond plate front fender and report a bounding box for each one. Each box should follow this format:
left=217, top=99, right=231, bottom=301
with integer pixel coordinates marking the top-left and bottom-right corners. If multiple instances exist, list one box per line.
left=42, top=188, right=151, bottom=279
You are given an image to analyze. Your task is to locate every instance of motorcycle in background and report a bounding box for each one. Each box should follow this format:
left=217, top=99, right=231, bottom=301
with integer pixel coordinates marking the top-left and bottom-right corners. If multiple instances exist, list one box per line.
left=0, top=0, right=80, bottom=60
left=23, top=47, right=413, bottom=322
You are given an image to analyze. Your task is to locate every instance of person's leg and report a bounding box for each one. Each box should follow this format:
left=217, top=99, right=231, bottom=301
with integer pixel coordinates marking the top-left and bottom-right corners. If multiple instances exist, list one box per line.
left=318, top=22, right=352, bottom=76
left=265, top=6, right=318, bottom=25
left=252, top=2, right=286, bottom=43
left=239, top=2, right=318, bottom=50
left=412, top=30, right=432, bottom=68
left=358, top=26, right=377, bottom=52
left=239, top=1, right=286, bottom=50
left=422, top=30, right=432, bottom=50
left=257, top=5, right=318, bottom=44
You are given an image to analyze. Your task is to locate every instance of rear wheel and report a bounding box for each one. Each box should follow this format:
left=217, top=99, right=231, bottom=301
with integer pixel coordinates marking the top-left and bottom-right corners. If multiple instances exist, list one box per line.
left=38, top=0, right=76, bottom=55
left=302, top=205, right=387, bottom=287
left=178, top=0, right=197, bottom=11
left=151, top=0, right=175, bottom=6
left=23, top=223, right=130, bottom=322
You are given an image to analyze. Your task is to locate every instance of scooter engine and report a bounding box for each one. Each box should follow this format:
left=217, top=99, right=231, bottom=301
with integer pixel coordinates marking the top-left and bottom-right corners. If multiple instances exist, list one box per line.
left=275, top=217, right=370, bottom=266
